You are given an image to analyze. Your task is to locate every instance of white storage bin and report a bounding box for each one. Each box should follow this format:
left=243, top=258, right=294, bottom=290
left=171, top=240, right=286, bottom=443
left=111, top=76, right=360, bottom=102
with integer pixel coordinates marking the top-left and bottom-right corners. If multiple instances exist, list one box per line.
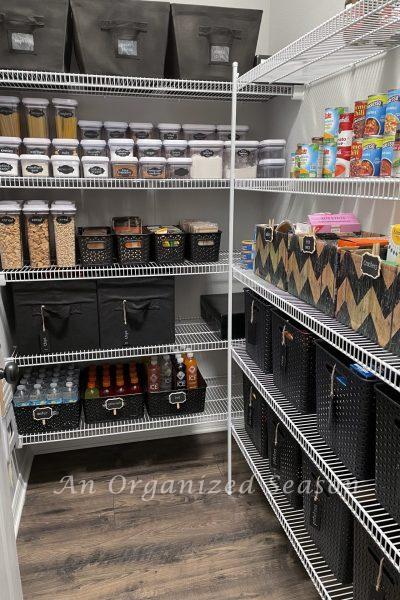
left=81, top=139, right=107, bottom=157
left=51, top=155, right=80, bottom=178
left=258, top=139, right=287, bottom=160
left=224, top=141, right=258, bottom=178
left=78, top=120, right=103, bottom=140
left=182, top=124, right=216, bottom=141
left=0, top=137, right=21, bottom=155
left=139, top=157, right=166, bottom=179
left=20, top=154, right=50, bottom=177
left=217, top=125, right=249, bottom=141
left=23, top=138, right=51, bottom=156
left=258, top=158, right=287, bottom=178
left=167, top=157, right=192, bottom=179
left=104, top=121, right=128, bottom=140
left=52, top=139, right=79, bottom=156
left=81, top=156, right=109, bottom=178
left=129, top=122, right=154, bottom=141
left=157, top=123, right=181, bottom=141
left=163, top=140, right=188, bottom=158
left=108, top=138, right=134, bottom=161
left=188, top=140, right=224, bottom=179
left=137, top=139, right=163, bottom=159
left=0, top=153, right=19, bottom=176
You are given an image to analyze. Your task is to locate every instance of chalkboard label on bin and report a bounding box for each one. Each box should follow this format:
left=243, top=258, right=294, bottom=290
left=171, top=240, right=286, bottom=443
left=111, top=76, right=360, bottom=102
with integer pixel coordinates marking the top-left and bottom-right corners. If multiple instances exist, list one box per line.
left=58, top=109, right=74, bottom=119
left=84, top=130, right=98, bottom=139
left=193, top=133, right=206, bottom=140
left=264, top=226, right=274, bottom=243
left=201, top=149, right=214, bottom=158
left=302, top=235, right=316, bottom=254
left=0, top=163, right=12, bottom=172
left=271, top=441, right=281, bottom=469
left=26, top=164, right=43, bottom=175
left=33, top=407, right=53, bottom=422
left=89, top=166, right=105, bottom=175
left=0, top=216, right=15, bottom=225
left=361, top=252, right=381, bottom=279
left=310, top=496, right=322, bottom=530
left=58, top=165, right=75, bottom=175
left=237, top=149, right=250, bottom=158
left=56, top=215, right=72, bottom=225
left=147, top=167, right=162, bottom=177
left=116, top=148, right=130, bottom=157
left=105, top=398, right=124, bottom=412
left=29, top=215, right=46, bottom=225
left=0, top=107, right=13, bottom=116
left=174, top=168, right=189, bottom=177
left=29, top=108, right=45, bottom=118
left=169, top=391, right=186, bottom=409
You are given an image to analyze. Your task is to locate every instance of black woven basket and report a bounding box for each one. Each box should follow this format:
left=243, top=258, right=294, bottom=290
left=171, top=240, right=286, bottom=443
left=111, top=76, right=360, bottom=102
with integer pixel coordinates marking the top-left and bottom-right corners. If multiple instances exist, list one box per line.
left=77, top=227, right=114, bottom=266
left=83, top=392, right=144, bottom=424
left=151, top=230, right=185, bottom=264
left=375, top=383, right=400, bottom=523
left=302, top=454, right=354, bottom=584
left=354, top=520, right=400, bottom=600
left=14, top=401, right=80, bottom=435
left=146, top=371, right=207, bottom=417
left=244, top=288, right=273, bottom=374
left=271, top=310, right=316, bottom=414
left=116, top=230, right=151, bottom=265
left=243, top=373, right=268, bottom=458
left=267, top=411, right=303, bottom=510
left=185, top=231, right=221, bottom=263
left=315, top=340, right=378, bottom=480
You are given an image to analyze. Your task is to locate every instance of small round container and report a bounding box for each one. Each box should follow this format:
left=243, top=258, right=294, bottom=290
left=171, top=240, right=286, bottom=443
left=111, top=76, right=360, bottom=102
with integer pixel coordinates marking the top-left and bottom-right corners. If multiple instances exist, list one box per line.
left=137, top=139, right=162, bottom=159
left=224, top=141, right=258, bottom=178
left=139, top=157, right=166, bottom=179
left=0, top=153, right=19, bottom=176
left=167, top=157, right=192, bottom=179
left=216, top=125, right=249, bottom=141
left=188, top=140, right=224, bottom=179
left=182, top=124, right=216, bottom=141
left=157, top=123, right=181, bottom=141
left=0, top=200, right=23, bottom=269
left=108, top=138, right=134, bottom=161
left=23, top=137, right=51, bottom=156
left=104, top=121, right=128, bottom=140
left=20, top=154, right=50, bottom=177
left=0, top=136, right=21, bottom=155
left=257, top=158, right=286, bottom=178
left=22, top=98, right=49, bottom=138
left=163, top=140, right=188, bottom=159
left=51, top=201, right=76, bottom=267
left=81, top=155, right=109, bottom=178
left=0, top=96, right=21, bottom=137
left=129, top=122, right=154, bottom=141
left=81, top=139, right=107, bottom=157
left=258, top=140, right=287, bottom=161
left=23, top=200, right=51, bottom=267
left=52, top=98, right=78, bottom=139
left=111, top=157, right=138, bottom=178
left=78, top=120, right=103, bottom=140
left=52, top=138, right=79, bottom=156
left=51, top=155, right=80, bottom=178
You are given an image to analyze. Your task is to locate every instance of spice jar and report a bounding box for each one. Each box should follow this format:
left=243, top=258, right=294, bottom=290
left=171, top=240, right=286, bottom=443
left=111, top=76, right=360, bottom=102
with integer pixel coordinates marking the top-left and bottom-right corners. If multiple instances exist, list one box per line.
left=23, top=138, right=51, bottom=155
left=157, top=123, right=181, bottom=140
left=20, top=154, right=50, bottom=177
left=0, top=137, right=21, bottom=155
left=52, top=139, right=79, bottom=156
left=52, top=99, right=78, bottom=139
left=224, top=141, right=258, bottom=178
left=23, top=201, right=51, bottom=267
left=129, top=122, right=154, bottom=141
left=0, top=201, right=23, bottom=269
left=167, top=157, right=192, bottom=179
left=182, top=124, right=216, bottom=141
left=81, top=156, right=109, bottom=178
left=139, top=157, right=166, bottom=179
left=51, top=155, right=80, bottom=178
left=0, top=97, right=21, bottom=137
left=163, top=140, right=188, bottom=158
left=112, top=157, right=138, bottom=178
left=81, top=139, right=107, bottom=157
left=137, top=139, right=162, bottom=159
left=104, top=121, right=128, bottom=140
left=0, top=153, right=19, bottom=176
left=216, top=125, right=249, bottom=141
left=78, top=120, right=103, bottom=140
left=188, top=140, right=224, bottom=179
left=51, top=201, right=76, bottom=267
left=22, top=98, right=49, bottom=138
left=108, top=138, right=134, bottom=161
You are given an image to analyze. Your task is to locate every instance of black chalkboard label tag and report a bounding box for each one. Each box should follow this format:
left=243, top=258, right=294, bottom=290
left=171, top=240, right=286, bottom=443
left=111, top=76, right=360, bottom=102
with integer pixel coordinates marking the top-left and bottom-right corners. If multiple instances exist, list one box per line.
left=39, top=330, right=50, bottom=353
left=302, top=235, right=316, bottom=254
left=169, top=391, right=186, bottom=409
left=264, top=226, right=274, bottom=243
left=369, top=590, right=385, bottom=600
left=280, top=343, right=287, bottom=372
left=361, top=252, right=382, bottom=279
left=310, top=497, right=322, bottom=529
left=246, top=403, right=253, bottom=427
left=33, top=407, right=53, bottom=422
left=105, top=398, right=124, bottom=412
left=122, top=326, right=130, bottom=346
left=271, top=441, right=281, bottom=469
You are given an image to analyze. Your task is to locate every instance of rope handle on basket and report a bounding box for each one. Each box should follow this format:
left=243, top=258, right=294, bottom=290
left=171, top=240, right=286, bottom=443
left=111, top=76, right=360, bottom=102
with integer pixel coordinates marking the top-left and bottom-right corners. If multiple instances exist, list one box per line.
left=329, top=364, right=337, bottom=398
left=122, top=299, right=127, bottom=326
left=40, top=305, right=46, bottom=332
left=375, top=557, right=384, bottom=592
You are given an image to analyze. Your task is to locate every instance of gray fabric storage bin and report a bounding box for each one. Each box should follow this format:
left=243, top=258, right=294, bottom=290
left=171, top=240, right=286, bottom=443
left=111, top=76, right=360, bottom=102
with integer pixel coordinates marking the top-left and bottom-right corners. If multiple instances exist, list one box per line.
left=71, top=0, right=170, bottom=76
left=0, top=0, right=71, bottom=71
left=167, top=4, right=262, bottom=80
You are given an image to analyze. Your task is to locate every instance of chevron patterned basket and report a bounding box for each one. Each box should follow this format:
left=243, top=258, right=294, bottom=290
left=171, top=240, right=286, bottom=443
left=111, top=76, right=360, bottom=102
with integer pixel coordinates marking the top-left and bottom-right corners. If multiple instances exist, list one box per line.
left=254, top=225, right=289, bottom=291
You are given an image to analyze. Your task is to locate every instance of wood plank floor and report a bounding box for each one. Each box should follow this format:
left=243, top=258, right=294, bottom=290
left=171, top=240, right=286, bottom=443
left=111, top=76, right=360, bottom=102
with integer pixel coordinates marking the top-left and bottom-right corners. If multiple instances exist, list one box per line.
left=18, top=432, right=319, bottom=600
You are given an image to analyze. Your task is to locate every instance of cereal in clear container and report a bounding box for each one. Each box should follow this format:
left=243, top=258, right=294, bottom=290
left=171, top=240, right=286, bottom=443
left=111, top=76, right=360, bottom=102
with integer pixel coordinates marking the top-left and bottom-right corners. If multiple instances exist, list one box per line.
left=51, top=201, right=76, bottom=267
left=0, top=201, right=23, bottom=269
left=23, top=201, right=51, bottom=267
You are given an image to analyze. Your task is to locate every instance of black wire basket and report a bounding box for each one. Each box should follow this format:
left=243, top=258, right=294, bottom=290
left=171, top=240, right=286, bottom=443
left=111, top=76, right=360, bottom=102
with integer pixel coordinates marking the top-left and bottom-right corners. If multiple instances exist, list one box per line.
left=243, top=373, right=268, bottom=458
left=185, top=231, right=221, bottom=262
left=244, top=288, right=273, bottom=374
left=14, top=401, right=81, bottom=435
left=146, top=371, right=207, bottom=417
left=115, top=230, right=151, bottom=265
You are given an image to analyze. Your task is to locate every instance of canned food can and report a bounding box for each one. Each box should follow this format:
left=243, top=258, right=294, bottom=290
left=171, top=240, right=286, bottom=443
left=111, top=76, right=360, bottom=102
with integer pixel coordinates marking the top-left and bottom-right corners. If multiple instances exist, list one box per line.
left=242, top=240, right=254, bottom=252
left=361, top=136, right=384, bottom=176
left=364, top=94, right=388, bottom=136
left=393, top=135, right=400, bottom=178
left=353, top=101, right=367, bottom=138
left=349, top=139, right=363, bottom=177
left=380, top=135, right=395, bottom=177
left=241, top=251, right=254, bottom=261
left=335, top=146, right=352, bottom=177
left=339, top=112, right=354, bottom=132
left=324, top=107, right=347, bottom=143
left=322, top=143, right=337, bottom=178
left=296, top=143, right=323, bottom=178
left=290, top=152, right=296, bottom=178
left=241, top=259, right=254, bottom=271
left=384, top=89, right=400, bottom=136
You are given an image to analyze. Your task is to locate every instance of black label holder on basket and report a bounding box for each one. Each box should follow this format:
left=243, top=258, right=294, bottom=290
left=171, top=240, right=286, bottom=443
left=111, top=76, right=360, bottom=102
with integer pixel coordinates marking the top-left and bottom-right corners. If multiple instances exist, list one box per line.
left=169, top=391, right=186, bottom=410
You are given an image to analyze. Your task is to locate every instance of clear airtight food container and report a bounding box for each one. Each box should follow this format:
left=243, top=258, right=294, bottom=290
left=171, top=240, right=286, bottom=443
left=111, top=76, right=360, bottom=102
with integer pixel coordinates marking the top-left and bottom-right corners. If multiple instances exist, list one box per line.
left=104, top=121, right=128, bottom=140
left=182, top=124, right=216, bottom=141
left=0, top=96, right=21, bottom=137
left=20, top=154, right=50, bottom=177
left=258, top=139, right=287, bottom=160
left=137, top=139, right=162, bottom=159
left=0, top=137, right=21, bottom=155
left=51, top=155, right=80, bottom=178
left=51, top=201, right=76, bottom=267
left=78, top=120, right=103, bottom=140
left=81, top=139, right=107, bottom=157
left=163, top=140, right=188, bottom=158
left=167, top=157, right=192, bottom=179
left=108, top=138, right=134, bottom=161
left=22, top=98, right=49, bottom=138
left=0, top=201, right=23, bottom=269
left=157, top=123, right=181, bottom=141
left=258, top=158, right=287, bottom=178
left=52, top=138, right=79, bottom=156
left=81, top=156, right=109, bottom=178
left=217, top=125, right=249, bottom=141
left=52, top=99, right=78, bottom=139
left=23, top=138, right=51, bottom=156
left=23, top=201, right=51, bottom=268
left=139, top=157, right=166, bottom=179
left=0, top=153, right=19, bottom=176
left=188, top=141, right=224, bottom=179
left=224, top=141, right=258, bottom=178
left=111, top=157, right=138, bottom=178
left=129, top=122, right=154, bottom=141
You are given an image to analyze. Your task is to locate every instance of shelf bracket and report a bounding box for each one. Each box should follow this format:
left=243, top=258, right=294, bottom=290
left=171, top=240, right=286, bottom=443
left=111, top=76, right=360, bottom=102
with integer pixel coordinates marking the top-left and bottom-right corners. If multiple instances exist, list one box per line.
left=291, top=85, right=305, bottom=101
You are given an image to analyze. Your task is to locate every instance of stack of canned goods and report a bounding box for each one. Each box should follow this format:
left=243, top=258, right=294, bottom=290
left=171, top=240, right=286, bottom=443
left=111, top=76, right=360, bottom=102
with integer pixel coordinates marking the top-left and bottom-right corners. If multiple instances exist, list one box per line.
left=241, top=240, right=255, bottom=270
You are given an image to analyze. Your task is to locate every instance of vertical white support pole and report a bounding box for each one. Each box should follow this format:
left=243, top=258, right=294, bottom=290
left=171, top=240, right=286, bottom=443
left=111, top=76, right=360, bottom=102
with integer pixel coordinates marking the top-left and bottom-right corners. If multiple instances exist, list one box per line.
left=227, top=62, right=238, bottom=495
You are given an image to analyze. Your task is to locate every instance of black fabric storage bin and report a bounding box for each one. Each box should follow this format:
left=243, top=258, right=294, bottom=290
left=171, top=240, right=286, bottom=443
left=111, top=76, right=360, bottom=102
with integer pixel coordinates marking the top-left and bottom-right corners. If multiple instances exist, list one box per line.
left=146, top=371, right=207, bottom=417
left=267, top=411, right=302, bottom=510
left=353, top=520, right=400, bottom=600
left=14, top=400, right=80, bottom=435
left=97, top=277, right=175, bottom=349
left=12, top=281, right=99, bottom=354
left=71, top=0, right=170, bottom=77
left=315, top=340, right=378, bottom=480
left=271, top=310, right=316, bottom=414
left=244, top=288, right=272, bottom=374
left=243, top=373, right=268, bottom=458
left=185, top=231, right=221, bottom=263
left=0, top=0, right=71, bottom=72
left=116, top=231, right=151, bottom=265
left=200, top=293, right=244, bottom=340
left=167, top=4, right=262, bottom=80
left=375, top=383, right=400, bottom=523
left=303, top=455, right=353, bottom=584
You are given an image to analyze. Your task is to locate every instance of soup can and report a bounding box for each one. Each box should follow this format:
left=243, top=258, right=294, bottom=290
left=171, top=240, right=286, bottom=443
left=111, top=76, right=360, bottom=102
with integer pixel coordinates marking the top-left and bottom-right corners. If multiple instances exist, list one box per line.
left=289, top=152, right=296, bottom=178
left=364, top=93, right=388, bottom=136
left=380, top=135, right=395, bottom=177
left=349, top=139, right=363, bottom=177
left=384, top=89, right=400, bottom=136
left=361, top=136, right=384, bottom=176
left=322, top=143, right=337, bottom=178
left=324, top=107, right=347, bottom=143
left=353, top=100, right=367, bottom=138
left=295, top=143, right=323, bottom=178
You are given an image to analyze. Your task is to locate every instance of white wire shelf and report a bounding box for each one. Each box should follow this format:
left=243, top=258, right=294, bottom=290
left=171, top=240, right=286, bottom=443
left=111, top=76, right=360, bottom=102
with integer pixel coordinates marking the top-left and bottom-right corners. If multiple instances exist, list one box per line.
left=18, top=378, right=242, bottom=446
left=0, top=176, right=230, bottom=190
left=234, top=266, right=400, bottom=392
left=236, top=177, right=400, bottom=201
left=1, top=252, right=238, bottom=283
left=231, top=423, right=354, bottom=599
left=239, top=0, right=400, bottom=86
left=0, top=69, right=293, bottom=102
left=7, top=318, right=244, bottom=367
left=233, top=345, right=400, bottom=573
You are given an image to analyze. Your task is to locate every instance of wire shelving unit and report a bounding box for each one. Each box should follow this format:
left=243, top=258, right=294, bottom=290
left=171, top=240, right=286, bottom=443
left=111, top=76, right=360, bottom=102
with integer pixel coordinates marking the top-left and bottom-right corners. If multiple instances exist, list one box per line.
left=0, top=176, right=230, bottom=190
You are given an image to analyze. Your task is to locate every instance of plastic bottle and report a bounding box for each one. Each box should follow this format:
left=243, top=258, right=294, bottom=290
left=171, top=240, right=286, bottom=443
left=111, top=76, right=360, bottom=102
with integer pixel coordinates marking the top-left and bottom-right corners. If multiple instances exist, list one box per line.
left=115, top=371, right=126, bottom=395
left=85, top=380, right=99, bottom=400
left=30, top=383, right=43, bottom=403
left=14, top=384, right=28, bottom=404
left=175, top=357, right=187, bottom=389
left=129, top=373, right=142, bottom=394
left=100, top=375, right=112, bottom=397
left=148, top=357, right=160, bottom=393
left=64, top=381, right=77, bottom=402
left=160, top=355, right=172, bottom=391
left=47, top=382, right=61, bottom=403
left=185, top=352, right=198, bottom=389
